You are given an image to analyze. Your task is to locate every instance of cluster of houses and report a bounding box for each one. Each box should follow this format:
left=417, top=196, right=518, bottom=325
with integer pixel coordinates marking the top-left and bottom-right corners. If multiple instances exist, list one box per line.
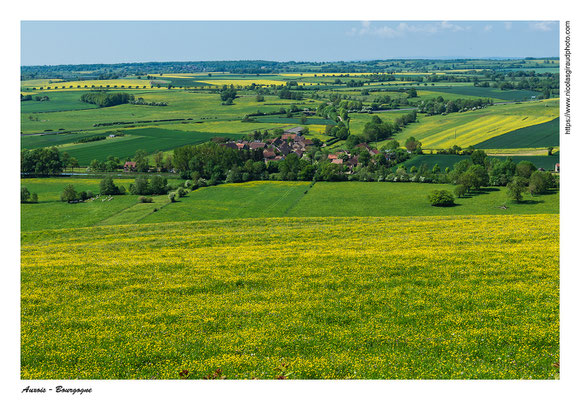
left=220, top=126, right=390, bottom=172
left=120, top=126, right=396, bottom=173
left=221, top=127, right=316, bottom=162
left=326, top=143, right=382, bottom=170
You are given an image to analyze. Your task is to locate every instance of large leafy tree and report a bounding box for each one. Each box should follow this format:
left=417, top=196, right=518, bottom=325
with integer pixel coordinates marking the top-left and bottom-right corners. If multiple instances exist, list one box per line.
left=150, top=176, right=168, bottom=195
left=100, top=177, right=122, bottom=195
left=134, top=149, right=150, bottom=172
left=506, top=176, right=527, bottom=203
left=21, top=147, right=64, bottom=175
left=61, top=184, right=78, bottom=202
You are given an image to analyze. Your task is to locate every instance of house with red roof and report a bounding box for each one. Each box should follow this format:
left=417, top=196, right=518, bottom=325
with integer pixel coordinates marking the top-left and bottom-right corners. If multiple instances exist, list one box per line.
left=123, top=161, right=136, bottom=172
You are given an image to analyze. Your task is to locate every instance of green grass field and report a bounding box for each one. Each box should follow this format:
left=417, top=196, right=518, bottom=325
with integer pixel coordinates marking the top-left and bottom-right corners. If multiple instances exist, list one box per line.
left=474, top=118, right=559, bottom=149
left=21, top=91, right=100, bottom=113
left=20, top=177, right=182, bottom=231
left=417, top=85, right=541, bottom=101
left=20, top=177, right=135, bottom=201
left=348, top=111, right=414, bottom=136
left=21, top=131, right=113, bottom=150
left=141, top=181, right=558, bottom=225
left=415, top=90, right=505, bottom=103
left=287, top=182, right=558, bottom=217
left=22, top=179, right=559, bottom=231
left=20, top=90, right=319, bottom=135
left=143, top=181, right=311, bottom=223
left=58, top=128, right=243, bottom=165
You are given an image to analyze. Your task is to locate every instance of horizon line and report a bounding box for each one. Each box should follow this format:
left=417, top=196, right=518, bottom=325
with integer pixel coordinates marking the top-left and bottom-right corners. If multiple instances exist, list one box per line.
left=21, top=56, right=560, bottom=68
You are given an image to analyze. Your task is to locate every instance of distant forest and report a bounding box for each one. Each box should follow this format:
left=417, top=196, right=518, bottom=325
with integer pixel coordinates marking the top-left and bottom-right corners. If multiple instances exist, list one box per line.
left=21, top=58, right=559, bottom=81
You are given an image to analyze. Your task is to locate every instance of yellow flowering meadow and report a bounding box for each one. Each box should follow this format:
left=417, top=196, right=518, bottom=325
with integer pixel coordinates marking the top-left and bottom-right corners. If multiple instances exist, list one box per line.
left=196, top=79, right=314, bottom=87
left=21, top=214, right=559, bottom=379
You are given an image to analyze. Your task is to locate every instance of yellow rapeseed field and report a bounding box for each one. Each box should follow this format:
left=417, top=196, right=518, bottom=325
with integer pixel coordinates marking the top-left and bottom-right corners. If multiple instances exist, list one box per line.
left=419, top=115, right=556, bottom=149
left=197, top=79, right=314, bottom=87
left=21, top=214, right=559, bottom=379
left=399, top=99, right=559, bottom=149
left=26, top=79, right=155, bottom=90
left=21, top=79, right=64, bottom=88
left=280, top=73, right=376, bottom=77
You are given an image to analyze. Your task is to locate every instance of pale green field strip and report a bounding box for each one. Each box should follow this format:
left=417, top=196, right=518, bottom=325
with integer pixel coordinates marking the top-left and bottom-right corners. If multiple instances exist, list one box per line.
left=96, top=197, right=172, bottom=226
left=483, top=148, right=559, bottom=156
left=20, top=91, right=323, bottom=134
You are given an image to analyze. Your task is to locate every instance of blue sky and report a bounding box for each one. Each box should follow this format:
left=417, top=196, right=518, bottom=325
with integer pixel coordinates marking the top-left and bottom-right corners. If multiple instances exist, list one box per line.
left=20, top=21, right=559, bottom=66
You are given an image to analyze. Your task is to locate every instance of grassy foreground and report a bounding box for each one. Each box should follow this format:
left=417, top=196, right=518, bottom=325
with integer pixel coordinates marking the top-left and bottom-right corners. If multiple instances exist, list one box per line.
left=21, top=180, right=559, bottom=231
left=21, top=214, right=559, bottom=379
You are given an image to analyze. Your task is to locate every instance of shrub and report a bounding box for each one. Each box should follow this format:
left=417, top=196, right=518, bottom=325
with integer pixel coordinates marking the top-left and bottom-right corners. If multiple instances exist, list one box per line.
left=21, top=187, right=31, bottom=203
left=529, top=171, right=554, bottom=195
left=506, top=176, right=527, bottom=203
left=150, top=176, right=168, bottom=195
left=168, top=192, right=176, bottom=203
left=138, top=196, right=153, bottom=203
left=515, top=161, right=537, bottom=179
left=177, top=187, right=186, bottom=198
left=61, top=184, right=78, bottom=203
left=454, top=184, right=468, bottom=198
left=131, top=176, right=150, bottom=195
left=78, top=191, right=90, bottom=201
left=30, top=193, right=38, bottom=203
left=428, top=190, right=455, bottom=207
left=100, top=176, right=122, bottom=195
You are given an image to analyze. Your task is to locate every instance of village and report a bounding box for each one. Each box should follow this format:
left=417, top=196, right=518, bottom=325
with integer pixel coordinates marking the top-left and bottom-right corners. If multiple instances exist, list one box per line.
left=118, top=125, right=393, bottom=175
left=218, top=126, right=391, bottom=172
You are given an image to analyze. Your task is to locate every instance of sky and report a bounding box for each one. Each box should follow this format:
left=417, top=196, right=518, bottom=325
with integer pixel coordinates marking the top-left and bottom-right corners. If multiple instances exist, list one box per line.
left=21, top=20, right=560, bottom=66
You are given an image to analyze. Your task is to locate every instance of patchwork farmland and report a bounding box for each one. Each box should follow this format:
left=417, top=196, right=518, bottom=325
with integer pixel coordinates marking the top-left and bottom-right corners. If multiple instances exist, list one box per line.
left=20, top=56, right=560, bottom=381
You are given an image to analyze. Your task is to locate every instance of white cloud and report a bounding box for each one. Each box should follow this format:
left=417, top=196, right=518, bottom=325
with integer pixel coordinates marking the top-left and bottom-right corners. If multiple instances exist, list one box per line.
left=347, top=21, right=471, bottom=38
left=397, top=22, right=438, bottom=34
left=530, top=21, right=556, bottom=31
left=440, top=21, right=468, bottom=32
left=373, top=25, right=401, bottom=38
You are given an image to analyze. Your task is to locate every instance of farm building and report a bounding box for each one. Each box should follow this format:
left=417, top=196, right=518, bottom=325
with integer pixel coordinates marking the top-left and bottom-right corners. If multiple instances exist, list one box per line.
left=123, top=161, right=136, bottom=172
left=223, top=142, right=238, bottom=150
left=281, top=133, right=297, bottom=141
left=248, top=142, right=266, bottom=150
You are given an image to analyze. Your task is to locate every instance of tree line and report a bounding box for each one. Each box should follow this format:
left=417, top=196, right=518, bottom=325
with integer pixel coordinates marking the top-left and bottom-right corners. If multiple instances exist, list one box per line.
left=21, top=94, right=50, bottom=102
left=417, top=97, right=493, bottom=116
left=80, top=91, right=135, bottom=107
left=21, top=141, right=557, bottom=206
